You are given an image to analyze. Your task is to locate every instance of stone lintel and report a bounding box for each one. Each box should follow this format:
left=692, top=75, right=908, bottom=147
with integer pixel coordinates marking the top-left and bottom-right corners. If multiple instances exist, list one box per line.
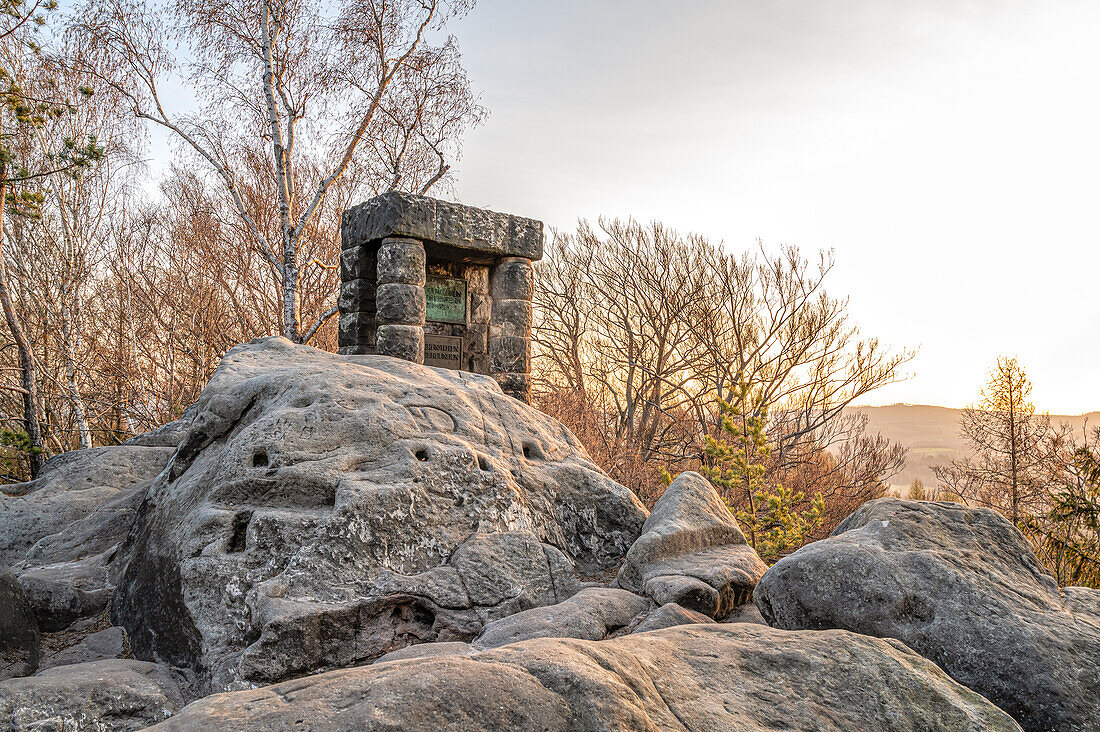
left=342, top=192, right=544, bottom=261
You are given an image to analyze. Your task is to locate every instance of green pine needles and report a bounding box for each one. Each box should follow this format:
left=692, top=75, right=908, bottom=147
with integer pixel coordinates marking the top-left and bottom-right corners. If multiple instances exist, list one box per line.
left=0, top=0, right=104, bottom=218
left=1026, top=445, right=1100, bottom=587
left=699, top=383, right=824, bottom=563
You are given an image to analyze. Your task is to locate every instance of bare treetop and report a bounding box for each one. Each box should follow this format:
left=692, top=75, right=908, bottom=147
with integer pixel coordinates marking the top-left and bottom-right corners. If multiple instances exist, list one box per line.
left=74, top=0, right=485, bottom=342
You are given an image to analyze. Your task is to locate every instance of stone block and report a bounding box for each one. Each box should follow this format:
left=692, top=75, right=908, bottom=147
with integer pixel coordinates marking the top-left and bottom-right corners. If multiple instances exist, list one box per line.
left=494, top=372, right=531, bottom=403
left=491, top=336, right=531, bottom=374
left=376, top=283, right=426, bottom=326
left=377, top=238, right=426, bottom=286
left=465, top=265, right=490, bottom=294
left=376, top=324, right=424, bottom=363
left=342, top=192, right=544, bottom=261
left=465, top=323, right=489, bottom=352
left=491, top=258, right=534, bottom=301
left=470, top=293, right=492, bottom=324
left=338, top=312, right=374, bottom=347
left=422, top=321, right=454, bottom=336
left=465, top=351, right=490, bottom=375
left=338, top=279, right=376, bottom=314
left=490, top=300, right=532, bottom=339
left=340, top=246, right=376, bottom=282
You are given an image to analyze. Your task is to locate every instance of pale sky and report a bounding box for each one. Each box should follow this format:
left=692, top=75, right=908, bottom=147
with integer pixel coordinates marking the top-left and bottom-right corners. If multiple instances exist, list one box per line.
left=446, top=0, right=1100, bottom=414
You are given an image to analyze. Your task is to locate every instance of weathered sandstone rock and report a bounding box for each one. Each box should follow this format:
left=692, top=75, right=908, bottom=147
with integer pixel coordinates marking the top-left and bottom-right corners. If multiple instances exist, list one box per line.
left=39, top=626, right=129, bottom=670
left=124, top=407, right=196, bottom=449
left=113, top=337, right=647, bottom=691
left=373, top=641, right=472, bottom=664
left=0, top=445, right=172, bottom=635
left=149, top=624, right=1022, bottom=731
left=722, top=602, right=767, bottom=625
left=17, top=551, right=115, bottom=632
left=233, top=529, right=580, bottom=685
left=755, top=498, right=1100, bottom=732
left=472, top=587, right=650, bottom=649
left=615, top=471, right=767, bottom=618
left=0, top=659, right=186, bottom=731
left=0, top=445, right=172, bottom=568
left=629, top=601, right=715, bottom=633
left=0, top=566, right=38, bottom=680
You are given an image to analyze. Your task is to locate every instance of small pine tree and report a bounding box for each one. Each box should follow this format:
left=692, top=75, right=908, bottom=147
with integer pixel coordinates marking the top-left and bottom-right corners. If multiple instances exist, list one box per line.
left=0, top=426, right=42, bottom=481
left=701, top=383, right=824, bottom=563
left=1027, top=445, right=1100, bottom=588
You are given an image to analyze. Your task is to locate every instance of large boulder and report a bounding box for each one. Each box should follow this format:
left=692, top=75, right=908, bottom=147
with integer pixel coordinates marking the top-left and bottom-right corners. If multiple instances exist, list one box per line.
left=233, top=529, right=580, bottom=685
left=149, top=623, right=1021, bottom=731
left=1, top=444, right=174, bottom=634
left=0, top=566, right=38, bottom=680
left=755, top=498, right=1100, bottom=732
left=615, top=471, right=767, bottom=618
left=629, top=601, right=715, bottom=633
left=0, top=659, right=186, bottom=731
left=472, top=587, right=651, bottom=649
left=17, top=550, right=115, bottom=632
left=0, top=445, right=173, bottom=568
left=113, top=337, right=647, bottom=691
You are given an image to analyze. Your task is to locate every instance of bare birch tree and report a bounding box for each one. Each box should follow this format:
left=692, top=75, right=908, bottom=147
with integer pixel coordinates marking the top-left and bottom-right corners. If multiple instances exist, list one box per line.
left=0, top=3, right=103, bottom=474
left=77, top=0, right=484, bottom=342
left=533, top=219, right=911, bottom=514
left=535, top=220, right=712, bottom=482
left=21, top=40, right=140, bottom=450
left=693, top=244, right=910, bottom=462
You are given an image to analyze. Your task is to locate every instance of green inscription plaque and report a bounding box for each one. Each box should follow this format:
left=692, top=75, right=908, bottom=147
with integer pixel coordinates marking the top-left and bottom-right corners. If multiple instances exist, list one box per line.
left=425, top=276, right=466, bottom=324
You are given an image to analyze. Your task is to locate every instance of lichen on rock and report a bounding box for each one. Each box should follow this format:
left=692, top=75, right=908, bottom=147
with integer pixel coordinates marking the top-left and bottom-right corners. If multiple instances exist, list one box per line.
left=615, top=471, right=767, bottom=618
left=111, top=337, right=648, bottom=691
left=755, top=498, right=1100, bottom=732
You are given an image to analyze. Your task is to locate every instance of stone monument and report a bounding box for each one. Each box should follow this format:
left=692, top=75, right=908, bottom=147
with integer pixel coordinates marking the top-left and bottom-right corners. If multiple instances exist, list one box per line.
left=338, top=192, right=543, bottom=402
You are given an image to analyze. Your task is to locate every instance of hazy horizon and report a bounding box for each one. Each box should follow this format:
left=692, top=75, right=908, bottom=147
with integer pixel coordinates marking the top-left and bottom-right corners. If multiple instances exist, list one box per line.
left=846, top=402, right=1100, bottom=489
left=850, top=402, right=1100, bottom=417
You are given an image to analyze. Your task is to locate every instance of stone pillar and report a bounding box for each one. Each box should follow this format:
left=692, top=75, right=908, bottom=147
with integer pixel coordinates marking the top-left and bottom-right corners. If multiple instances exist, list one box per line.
left=337, top=246, right=376, bottom=355
left=375, top=237, right=426, bottom=363
left=490, top=256, right=534, bottom=402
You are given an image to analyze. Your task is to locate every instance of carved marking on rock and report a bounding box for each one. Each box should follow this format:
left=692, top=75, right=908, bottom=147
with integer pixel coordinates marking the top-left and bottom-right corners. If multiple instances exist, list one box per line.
left=404, top=405, right=458, bottom=434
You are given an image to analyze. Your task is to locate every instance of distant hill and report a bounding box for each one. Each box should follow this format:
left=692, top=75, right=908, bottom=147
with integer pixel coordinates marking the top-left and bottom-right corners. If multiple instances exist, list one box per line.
left=844, top=404, right=1100, bottom=491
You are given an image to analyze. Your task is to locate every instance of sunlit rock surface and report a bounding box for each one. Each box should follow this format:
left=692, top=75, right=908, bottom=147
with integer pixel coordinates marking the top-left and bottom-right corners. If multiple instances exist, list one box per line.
left=148, top=624, right=1021, bottom=732
left=615, top=471, right=767, bottom=618
left=756, top=498, right=1100, bottom=732
left=112, top=337, right=647, bottom=691
left=472, top=586, right=651, bottom=649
